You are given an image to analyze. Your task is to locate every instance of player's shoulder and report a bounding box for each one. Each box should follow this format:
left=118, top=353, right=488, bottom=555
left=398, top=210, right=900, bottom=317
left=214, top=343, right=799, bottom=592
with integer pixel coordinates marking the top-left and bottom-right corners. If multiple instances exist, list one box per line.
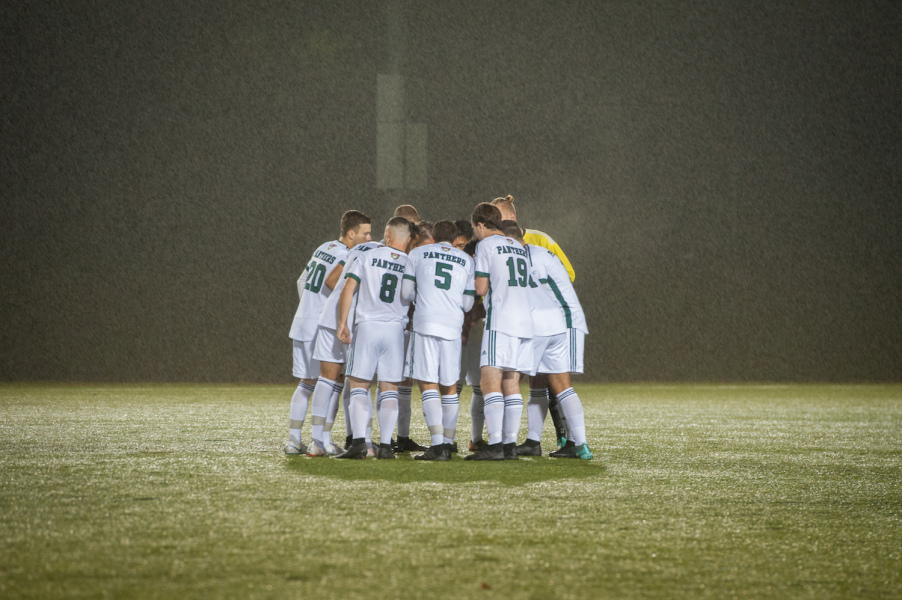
left=350, top=241, right=381, bottom=255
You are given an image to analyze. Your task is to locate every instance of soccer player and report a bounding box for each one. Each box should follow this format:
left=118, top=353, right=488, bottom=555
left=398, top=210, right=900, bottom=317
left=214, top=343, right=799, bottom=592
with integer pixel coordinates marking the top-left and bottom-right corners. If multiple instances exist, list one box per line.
left=465, top=203, right=534, bottom=461
left=284, top=211, right=372, bottom=454
left=335, top=217, right=415, bottom=459
left=492, top=194, right=574, bottom=448
left=499, top=221, right=593, bottom=459
left=388, top=206, right=428, bottom=454
left=402, top=220, right=476, bottom=460
left=306, top=235, right=383, bottom=456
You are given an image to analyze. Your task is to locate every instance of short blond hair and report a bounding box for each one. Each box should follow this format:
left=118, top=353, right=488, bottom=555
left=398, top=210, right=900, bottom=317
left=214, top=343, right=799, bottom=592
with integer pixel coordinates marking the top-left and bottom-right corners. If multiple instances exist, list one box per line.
left=490, top=195, right=516, bottom=220
left=393, top=204, right=420, bottom=224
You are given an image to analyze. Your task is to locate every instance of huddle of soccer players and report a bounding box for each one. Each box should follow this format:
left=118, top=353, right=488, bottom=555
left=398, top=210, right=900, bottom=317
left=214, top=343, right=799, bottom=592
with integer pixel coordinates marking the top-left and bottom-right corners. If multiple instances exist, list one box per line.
left=285, top=198, right=593, bottom=461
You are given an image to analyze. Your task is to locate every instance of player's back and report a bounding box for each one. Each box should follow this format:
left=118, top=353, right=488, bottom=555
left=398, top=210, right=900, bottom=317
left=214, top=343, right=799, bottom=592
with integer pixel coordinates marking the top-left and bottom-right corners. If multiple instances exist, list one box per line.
left=345, top=245, right=412, bottom=325
left=409, top=242, right=475, bottom=340
left=289, top=240, right=349, bottom=341
left=527, top=245, right=588, bottom=335
left=475, top=235, right=534, bottom=338
left=319, top=241, right=382, bottom=330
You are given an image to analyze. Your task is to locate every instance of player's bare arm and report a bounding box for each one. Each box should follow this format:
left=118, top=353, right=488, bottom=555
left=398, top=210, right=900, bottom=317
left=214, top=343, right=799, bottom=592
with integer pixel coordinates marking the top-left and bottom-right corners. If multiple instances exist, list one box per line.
left=336, top=277, right=358, bottom=344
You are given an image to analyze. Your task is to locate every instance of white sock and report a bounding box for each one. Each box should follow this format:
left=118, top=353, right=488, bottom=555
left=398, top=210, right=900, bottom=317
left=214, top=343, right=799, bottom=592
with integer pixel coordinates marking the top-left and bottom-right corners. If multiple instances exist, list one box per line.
left=349, top=388, right=371, bottom=440
left=483, top=392, right=504, bottom=445
left=527, top=388, right=549, bottom=442
left=343, top=383, right=353, bottom=438
left=288, top=381, right=315, bottom=445
left=322, top=380, right=343, bottom=446
left=502, top=394, right=523, bottom=445
left=397, top=386, right=412, bottom=438
left=557, top=387, right=587, bottom=446
left=441, top=394, right=459, bottom=444
left=470, top=385, right=485, bottom=442
left=420, top=390, right=443, bottom=446
left=378, top=390, right=399, bottom=445
left=309, top=377, right=336, bottom=444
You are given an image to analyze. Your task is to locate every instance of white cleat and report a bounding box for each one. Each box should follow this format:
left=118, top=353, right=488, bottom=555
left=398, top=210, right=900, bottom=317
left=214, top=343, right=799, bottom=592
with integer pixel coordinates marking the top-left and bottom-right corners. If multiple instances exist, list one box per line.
left=366, top=446, right=377, bottom=458
left=306, top=441, right=327, bottom=457
left=284, top=441, right=307, bottom=455
left=323, top=442, right=340, bottom=456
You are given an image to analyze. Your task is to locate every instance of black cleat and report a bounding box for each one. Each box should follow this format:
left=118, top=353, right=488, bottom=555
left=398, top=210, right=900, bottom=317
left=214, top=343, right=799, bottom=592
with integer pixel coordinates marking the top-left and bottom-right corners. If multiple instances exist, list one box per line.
left=414, top=444, right=451, bottom=461
left=335, top=438, right=367, bottom=459
left=465, top=442, right=505, bottom=461
left=394, top=436, right=427, bottom=453
left=549, top=440, right=578, bottom=458
left=344, top=435, right=353, bottom=450
left=515, top=439, right=542, bottom=456
left=467, top=439, right=488, bottom=452
left=503, top=442, right=518, bottom=460
left=376, top=443, right=395, bottom=459
left=448, top=441, right=459, bottom=454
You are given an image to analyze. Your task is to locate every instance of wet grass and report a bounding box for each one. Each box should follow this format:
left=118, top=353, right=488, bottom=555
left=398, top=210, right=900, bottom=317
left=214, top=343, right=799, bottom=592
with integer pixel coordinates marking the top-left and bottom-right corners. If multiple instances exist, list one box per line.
left=1, top=383, right=900, bottom=599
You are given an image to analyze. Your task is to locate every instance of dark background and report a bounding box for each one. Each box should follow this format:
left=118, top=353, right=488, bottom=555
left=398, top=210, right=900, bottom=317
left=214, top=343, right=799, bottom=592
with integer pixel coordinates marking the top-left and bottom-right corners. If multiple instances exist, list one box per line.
left=2, top=1, right=900, bottom=382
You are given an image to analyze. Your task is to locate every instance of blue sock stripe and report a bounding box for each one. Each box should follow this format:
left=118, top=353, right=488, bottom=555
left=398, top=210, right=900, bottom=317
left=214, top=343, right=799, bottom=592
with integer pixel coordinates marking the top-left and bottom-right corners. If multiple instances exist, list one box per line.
left=422, top=390, right=441, bottom=401
left=300, top=382, right=316, bottom=393
left=399, top=386, right=412, bottom=395
left=504, top=395, right=524, bottom=407
left=350, top=388, right=369, bottom=399
left=380, top=391, right=399, bottom=401
left=484, top=393, right=504, bottom=406
left=472, top=385, right=482, bottom=395
left=441, top=395, right=459, bottom=405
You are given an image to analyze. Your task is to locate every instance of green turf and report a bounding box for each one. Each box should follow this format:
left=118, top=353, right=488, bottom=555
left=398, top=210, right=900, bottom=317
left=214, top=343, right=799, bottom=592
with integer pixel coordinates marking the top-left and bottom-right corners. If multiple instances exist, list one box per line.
left=1, top=383, right=900, bottom=599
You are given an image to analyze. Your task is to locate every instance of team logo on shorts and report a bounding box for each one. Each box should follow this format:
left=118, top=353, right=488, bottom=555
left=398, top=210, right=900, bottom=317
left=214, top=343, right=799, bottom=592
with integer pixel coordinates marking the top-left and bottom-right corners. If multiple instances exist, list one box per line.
left=391, top=252, right=399, bottom=260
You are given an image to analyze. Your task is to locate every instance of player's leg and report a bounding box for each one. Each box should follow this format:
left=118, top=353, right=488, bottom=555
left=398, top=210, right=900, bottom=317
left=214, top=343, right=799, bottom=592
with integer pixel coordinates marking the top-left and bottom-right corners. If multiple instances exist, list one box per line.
left=465, top=364, right=504, bottom=461
left=501, top=370, right=523, bottom=460
left=517, top=374, right=548, bottom=456
left=546, top=330, right=591, bottom=459
left=336, top=323, right=379, bottom=459
left=286, top=339, right=319, bottom=454
left=373, top=322, right=407, bottom=459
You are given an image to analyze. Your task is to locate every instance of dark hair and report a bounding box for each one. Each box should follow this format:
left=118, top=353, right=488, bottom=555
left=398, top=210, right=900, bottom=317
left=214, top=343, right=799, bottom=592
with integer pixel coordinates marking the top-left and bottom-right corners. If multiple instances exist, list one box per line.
left=433, top=220, right=458, bottom=244
left=454, top=219, right=474, bottom=240
left=386, top=216, right=413, bottom=241
left=417, top=220, right=435, bottom=242
left=471, top=202, right=502, bottom=231
left=500, top=220, right=524, bottom=240
left=462, top=239, right=478, bottom=257
left=340, top=210, right=372, bottom=237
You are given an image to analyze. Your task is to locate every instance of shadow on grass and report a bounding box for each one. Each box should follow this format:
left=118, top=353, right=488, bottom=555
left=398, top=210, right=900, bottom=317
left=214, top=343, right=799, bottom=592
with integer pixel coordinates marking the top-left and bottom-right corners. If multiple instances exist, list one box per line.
left=284, top=454, right=605, bottom=485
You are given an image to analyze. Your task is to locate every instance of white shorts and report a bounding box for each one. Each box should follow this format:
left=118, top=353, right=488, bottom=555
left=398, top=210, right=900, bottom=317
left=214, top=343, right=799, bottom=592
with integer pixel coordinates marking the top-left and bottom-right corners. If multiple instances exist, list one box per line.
left=405, top=332, right=462, bottom=386
left=459, top=323, right=483, bottom=386
left=347, top=321, right=407, bottom=383
left=313, top=326, right=347, bottom=365
left=532, top=329, right=585, bottom=375
left=480, top=329, right=534, bottom=374
left=292, top=338, right=320, bottom=379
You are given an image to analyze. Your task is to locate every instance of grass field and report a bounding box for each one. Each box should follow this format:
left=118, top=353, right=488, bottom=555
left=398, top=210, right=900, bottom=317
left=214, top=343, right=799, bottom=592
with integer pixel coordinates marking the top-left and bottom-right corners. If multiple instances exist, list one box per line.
left=1, top=383, right=900, bottom=599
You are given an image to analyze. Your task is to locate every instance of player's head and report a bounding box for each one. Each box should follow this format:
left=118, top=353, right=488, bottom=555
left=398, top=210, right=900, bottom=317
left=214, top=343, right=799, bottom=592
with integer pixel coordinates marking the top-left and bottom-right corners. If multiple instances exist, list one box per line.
left=491, top=195, right=516, bottom=221
left=462, top=239, right=478, bottom=258
left=415, top=220, right=435, bottom=247
left=393, top=204, right=420, bottom=225
left=471, top=202, right=503, bottom=240
left=384, top=216, right=413, bottom=252
left=433, top=220, right=458, bottom=245
left=340, top=210, right=373, bottom=246
left=501, top=220, right=525, bottom=244
left=454, top=220, right=474, bottom=240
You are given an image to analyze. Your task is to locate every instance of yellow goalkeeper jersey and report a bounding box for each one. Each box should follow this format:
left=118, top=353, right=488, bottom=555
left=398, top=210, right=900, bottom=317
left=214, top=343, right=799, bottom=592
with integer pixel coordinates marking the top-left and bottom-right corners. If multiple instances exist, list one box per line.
left=523, top=229, right=575, bottom=282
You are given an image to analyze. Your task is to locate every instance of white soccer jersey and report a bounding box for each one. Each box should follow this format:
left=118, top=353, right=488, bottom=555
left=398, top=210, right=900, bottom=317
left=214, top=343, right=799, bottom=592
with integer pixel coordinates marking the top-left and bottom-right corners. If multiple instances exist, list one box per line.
left=345, top=245, right=412, bottom=325
left=474, top=234, right=534, bottom=338
left=408, top=243, right=476, bottom=340
left=289, top=240, right=349, bottom=342
left=318, top=241, right=383, bottom=330
left=526, top=245, right=589, bottom=336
